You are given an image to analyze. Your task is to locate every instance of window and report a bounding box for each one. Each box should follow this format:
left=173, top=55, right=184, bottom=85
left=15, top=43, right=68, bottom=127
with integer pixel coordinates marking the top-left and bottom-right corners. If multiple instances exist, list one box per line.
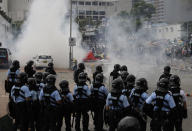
left=79, top=1, right=84, bottom=5
left=92, top=1, right=98, bottom=6
left=99, top=16, right=105, bottom=20
left=85, top=2, right=91, bottom=5
left=86, top=11, right=92, bottom=15
left=99, top=11, right=105, bottom=15
left=93, top=11, right=98, bottom=15
left=79, top=10, right=85, bottom=15
left=101, top=2, right=106, bottom=6
left=79, top=16, right=85, bottom=19
left=93, top=16, right=98, bottom=20
left=72, top=1, right=77, bottom=5
left=99, top=2, right=102, bottom=6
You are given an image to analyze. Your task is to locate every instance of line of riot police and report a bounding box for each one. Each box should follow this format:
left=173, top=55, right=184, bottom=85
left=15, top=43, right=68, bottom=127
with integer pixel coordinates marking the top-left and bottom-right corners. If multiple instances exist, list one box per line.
left=5, top=60, right=188, bottom=131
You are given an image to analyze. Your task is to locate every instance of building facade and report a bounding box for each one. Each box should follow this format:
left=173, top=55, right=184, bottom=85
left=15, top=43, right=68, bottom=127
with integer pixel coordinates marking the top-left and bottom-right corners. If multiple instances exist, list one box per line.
left=8, top=0, right=33, bottom=22
left=145, top=0, right=167, bottom=24
left=72, top=0, right=131, bottom=21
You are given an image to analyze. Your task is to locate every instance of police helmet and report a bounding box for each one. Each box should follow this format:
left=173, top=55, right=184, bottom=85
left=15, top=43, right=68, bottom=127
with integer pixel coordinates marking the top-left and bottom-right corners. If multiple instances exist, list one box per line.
left=117, top=116, right=140, bottom=131
left=121, top=71, right=129, bottom=81
left=43, top=72, right=50, bottom=79
left=136, top=78, right=148, bottom=90
left=164, top=66, right=171, bottom=73
left=35, top=72, right=43, bottom=79
left=12, top=60, right=20, bottom=68
left=95, top=73, right=104, bottom=84
left=111, top=78, right=124, bottom=93
left=27, top=60, right=34, bottom=66
left=78, top=72, right=87, bottom=83
left=46, top=74, right=56, bottom=85
left=48, top=62, right=54, bottom=67
left=18, top=72, right=28, bottom=83
left=157, top=78, right=169, bottom=92
left=169, top=75, right=180, bottom=86
left=59, top=80, right=69, bottom=89
left=126, top=74, right=136, bottom=85
left=114, top=64, right=121, bottom=71
left=28, top=78, right=36, bottom=86
left=120, top=65, right=128, bottom=72
left=78, top=63, right=85, bottom=70
left=96, top=65, right=103, bottom=72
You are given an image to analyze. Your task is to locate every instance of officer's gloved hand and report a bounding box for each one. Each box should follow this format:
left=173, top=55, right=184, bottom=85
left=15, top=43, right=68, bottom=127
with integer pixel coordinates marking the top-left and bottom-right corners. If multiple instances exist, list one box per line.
left=183, top=109, right=188, bottom=119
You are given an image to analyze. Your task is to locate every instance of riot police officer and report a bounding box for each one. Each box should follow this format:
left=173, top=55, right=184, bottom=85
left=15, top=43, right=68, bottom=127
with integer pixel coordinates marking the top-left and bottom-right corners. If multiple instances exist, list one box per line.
left=169, top=75, right=188, bottom=131
left=24, top=60, right=36, bottom=78
left=106, top=78, right=131, bottom=131
left=120, top=65, right=128, bottom=73
left=45, top=62, right=56, bottom=75
left=143, top=78, right=176, bottom=131
left=110, top=64, right=121, bottom=80
left=42, top=72, right=50, bottom=84
left=39, top=74, right=61, bottom=131
left=27, top=78, right=41, bottom=131
left=57, top=80, right=74, bottom=131
left=117, top=116, right=140, bottom=131
left=6, top=60, right=20, bottom=93
left=122, top=74, right=136, bottom=98
left=129, top=78, right=149, bottom=131
left=120, top=71, right=129, bottom=88
left=34, top=72, right=45, bottom=91
left=93, top=65, right=103, bottom=83
left=159, top=66, right=172, bottom=81
left=11, top=72, right=31, bottom=131
left=74, top=63, right=86, bottom=84
left=73, top=72, right=91, bottom=131
left=90, top=73, right=108, bottom=131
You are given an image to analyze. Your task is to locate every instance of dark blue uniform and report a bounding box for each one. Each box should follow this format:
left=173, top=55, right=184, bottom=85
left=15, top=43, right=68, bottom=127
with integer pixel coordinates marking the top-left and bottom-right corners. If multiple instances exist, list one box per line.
left=73, top=84, right=91, bottom=131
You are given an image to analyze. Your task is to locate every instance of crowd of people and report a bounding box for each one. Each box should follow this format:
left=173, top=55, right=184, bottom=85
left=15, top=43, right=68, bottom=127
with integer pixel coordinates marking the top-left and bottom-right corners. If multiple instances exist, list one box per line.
left=5, top=60, right=188, bottom=131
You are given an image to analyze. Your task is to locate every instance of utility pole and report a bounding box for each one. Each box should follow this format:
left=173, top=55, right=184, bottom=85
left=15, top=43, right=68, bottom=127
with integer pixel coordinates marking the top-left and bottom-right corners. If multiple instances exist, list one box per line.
left=69, top=0, right=73, bottom=69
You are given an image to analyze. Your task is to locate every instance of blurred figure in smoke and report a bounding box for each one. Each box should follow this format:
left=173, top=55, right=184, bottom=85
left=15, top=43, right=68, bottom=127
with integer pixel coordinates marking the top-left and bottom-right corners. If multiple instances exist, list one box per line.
left=93, top=65, right=103, bottom=83
left=110, top=64, right=121, bottom=80
left=24, top=60, right=36, bottom=78
left=120, top=65, right=128, bottom=74
left=45, top=62, right=56, bottom=75
left=117, top=116, right=140, bottom=131
left=159, top=66, right=172, bottom=81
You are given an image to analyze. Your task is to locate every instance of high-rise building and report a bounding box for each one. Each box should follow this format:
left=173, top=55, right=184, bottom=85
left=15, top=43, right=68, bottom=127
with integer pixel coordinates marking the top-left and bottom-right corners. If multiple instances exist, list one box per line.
left=72, top=0, right=132, bottom=21
left=145, top=0, right=167, bottom=24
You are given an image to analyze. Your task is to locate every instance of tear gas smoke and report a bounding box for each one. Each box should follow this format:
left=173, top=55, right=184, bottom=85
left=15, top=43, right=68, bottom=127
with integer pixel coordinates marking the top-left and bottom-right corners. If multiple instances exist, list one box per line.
left=105, top=16, right=167, bottom=79
left=166, top=0, right=192, bottom=23
left=0, top=24, right=13, bottom=48
left=14, top=0, right=86, bottom=68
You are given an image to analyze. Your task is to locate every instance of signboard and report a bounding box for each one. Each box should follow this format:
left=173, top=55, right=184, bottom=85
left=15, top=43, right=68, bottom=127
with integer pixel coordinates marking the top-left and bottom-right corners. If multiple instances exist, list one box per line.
left=69, top=37, right=76, bottom=46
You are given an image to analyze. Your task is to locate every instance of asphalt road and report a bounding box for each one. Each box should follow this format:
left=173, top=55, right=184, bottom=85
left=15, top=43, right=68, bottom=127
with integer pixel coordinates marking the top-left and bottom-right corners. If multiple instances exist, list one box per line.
left=0, top=66, right=192, bottom=130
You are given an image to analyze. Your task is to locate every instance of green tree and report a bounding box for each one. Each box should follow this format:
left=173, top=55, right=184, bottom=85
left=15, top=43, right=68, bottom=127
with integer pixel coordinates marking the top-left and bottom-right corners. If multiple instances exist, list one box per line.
left=130, top=0, right=155, bottom=31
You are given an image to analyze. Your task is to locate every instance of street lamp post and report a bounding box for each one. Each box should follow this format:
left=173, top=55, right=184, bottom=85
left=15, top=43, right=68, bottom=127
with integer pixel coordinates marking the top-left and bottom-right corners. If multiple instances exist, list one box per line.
left=69, top=0, right=73, bottom=69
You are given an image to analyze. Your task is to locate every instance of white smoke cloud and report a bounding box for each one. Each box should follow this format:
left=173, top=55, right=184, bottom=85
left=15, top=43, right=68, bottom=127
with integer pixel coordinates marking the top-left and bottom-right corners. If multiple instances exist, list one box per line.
left=14, top=0, right=86, bottom=68
left=105, top=16, right=167, bottom=78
